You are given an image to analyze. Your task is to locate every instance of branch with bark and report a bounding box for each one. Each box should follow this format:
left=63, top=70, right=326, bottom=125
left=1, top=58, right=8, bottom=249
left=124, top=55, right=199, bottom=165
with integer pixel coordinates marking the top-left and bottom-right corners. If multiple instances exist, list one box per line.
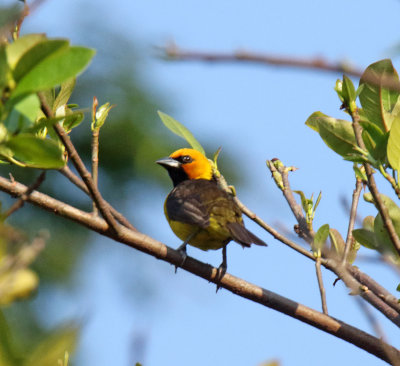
left=0, top=174, right=398, bottom=363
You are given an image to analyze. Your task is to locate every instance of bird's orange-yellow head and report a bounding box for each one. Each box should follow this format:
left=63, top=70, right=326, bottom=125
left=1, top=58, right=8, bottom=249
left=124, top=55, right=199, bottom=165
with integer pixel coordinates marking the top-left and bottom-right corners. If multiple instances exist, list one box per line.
left=156, top=148, right=213, bottom=186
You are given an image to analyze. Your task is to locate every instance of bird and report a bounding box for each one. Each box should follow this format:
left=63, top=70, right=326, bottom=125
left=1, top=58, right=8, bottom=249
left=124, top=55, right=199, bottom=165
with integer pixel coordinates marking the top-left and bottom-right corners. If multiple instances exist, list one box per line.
left=156, top=148, right=267, bottom=274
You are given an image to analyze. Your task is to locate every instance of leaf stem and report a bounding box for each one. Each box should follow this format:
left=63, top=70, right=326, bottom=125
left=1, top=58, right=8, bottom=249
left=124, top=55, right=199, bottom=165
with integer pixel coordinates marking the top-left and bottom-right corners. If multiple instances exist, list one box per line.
left=379, top=164, right=400, bottom=199
left=315, top=257, right=328, bottom=314
left=342, top=178, right=362, bottom=264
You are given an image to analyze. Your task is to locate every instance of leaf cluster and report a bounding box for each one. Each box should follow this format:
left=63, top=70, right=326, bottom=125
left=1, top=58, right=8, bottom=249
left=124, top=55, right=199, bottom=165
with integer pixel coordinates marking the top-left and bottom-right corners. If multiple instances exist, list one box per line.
left=306, top=59, right=400, bottom=264
left=0, top=34, right=94, bottom=169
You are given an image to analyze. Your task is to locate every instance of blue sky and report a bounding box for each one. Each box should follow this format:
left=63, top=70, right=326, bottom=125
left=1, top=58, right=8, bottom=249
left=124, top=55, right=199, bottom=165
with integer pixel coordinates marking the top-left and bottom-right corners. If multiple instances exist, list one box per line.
left=22, top=0, right=400, bottom=365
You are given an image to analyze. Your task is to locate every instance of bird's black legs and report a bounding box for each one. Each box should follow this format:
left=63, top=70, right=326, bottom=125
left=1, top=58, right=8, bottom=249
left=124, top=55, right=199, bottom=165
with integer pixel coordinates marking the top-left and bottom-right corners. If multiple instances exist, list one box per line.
left=175, top=230, right=199, bottom=273
left=216, top=245, right=227, bottom=292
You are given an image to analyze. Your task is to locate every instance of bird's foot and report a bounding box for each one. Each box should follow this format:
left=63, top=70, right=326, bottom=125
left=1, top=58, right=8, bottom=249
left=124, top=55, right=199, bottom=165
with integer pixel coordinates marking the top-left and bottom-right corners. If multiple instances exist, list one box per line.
left=215, top=262, right=227, bottom=293
left=175, top=243, right=188, bottom=273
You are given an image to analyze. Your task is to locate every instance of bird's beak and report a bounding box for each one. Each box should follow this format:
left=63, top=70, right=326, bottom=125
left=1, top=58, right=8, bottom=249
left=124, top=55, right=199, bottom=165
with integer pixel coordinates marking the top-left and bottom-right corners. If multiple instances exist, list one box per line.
left=156, top=157, right=181, bottom=169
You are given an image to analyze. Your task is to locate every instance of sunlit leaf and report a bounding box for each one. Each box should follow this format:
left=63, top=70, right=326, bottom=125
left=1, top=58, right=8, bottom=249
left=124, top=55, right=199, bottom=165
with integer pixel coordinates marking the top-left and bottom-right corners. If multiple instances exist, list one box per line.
left=387, top=112, right=400, bottom=170
left=314, top=224, right=330, bottom=251
left=359, top=59, right=400, bottom=132
left=12, top=40, right=68, bottom=83
left=6, top=33, right=46, bottom=69
left=53, top=78, right=76, bottom=113
left=3, top=93, right=40, bottom=133
left=329, top=228, right=345, bottom=255
left=12, top=43, right=95, bottom=97
left=2, top=134, right=65, bottom=169
left=341, top=75, right=356, bottom=105
left=158, top=110, right=206, bottom=155
left=363, top=215, right=375, bottom=231
left=305, top=111, right=356, bottom=157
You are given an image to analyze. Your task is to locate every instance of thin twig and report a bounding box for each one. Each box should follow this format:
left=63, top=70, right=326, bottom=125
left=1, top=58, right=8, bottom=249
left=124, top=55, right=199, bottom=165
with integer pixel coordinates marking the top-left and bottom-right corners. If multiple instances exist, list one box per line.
left=59, top=166, right=137, bottom=231
left=342, top=178, right=363, bottom=264
left=348, top=266, right=400, bottom=314
left=315, top=257, right=328, bottom=314
left=265, top=160, right=400, bottom=322
left=38, top=92, right=120, bottom=234
left=2, top=171, right=46, bottom=218
left=267, top=161, right=314, bottom=243
left=0, top=175, right=398, bottom=364
left=233, top=197, right=315, bottom=261
left=91, top=128, right=100, bottom=216
left=379, top=165, right=400, bottom=199
left=350, top=109, right=400, bottom=256
left=161, top=44, right=364, bottom=77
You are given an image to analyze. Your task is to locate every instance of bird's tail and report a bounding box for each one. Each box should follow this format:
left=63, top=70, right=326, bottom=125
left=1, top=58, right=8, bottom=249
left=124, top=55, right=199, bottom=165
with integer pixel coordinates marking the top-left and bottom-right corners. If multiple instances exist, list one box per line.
left=227, top=222, right=267, bottom=248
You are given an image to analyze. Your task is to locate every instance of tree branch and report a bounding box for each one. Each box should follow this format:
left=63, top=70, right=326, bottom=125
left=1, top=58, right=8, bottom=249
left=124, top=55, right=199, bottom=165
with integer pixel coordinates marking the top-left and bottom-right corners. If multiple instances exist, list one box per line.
left=58, top=166, right=137, bottom=231
left=265, top=159, right=400, bottom=325
left=233, top=196, right=315, bottom=260
left=0, top=175, right=398, bottom=364
left=161, top=44, right=363, bottom=77
left=91, top=127, right=100, bottom=216
left=2, top=171, right=46, bottom=219
left=267, top=160, right=314, bottom=242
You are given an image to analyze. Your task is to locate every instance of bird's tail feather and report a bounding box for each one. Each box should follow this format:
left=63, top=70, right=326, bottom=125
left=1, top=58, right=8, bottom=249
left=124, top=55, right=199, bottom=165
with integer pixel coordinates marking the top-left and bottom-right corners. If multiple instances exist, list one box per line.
left=227, top=222, right=267, bottom=247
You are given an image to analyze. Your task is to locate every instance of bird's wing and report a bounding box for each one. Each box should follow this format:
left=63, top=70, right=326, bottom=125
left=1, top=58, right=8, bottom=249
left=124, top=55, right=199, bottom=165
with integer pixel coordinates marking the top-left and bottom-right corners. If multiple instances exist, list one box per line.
left=166, top=181, right=210, bottom=228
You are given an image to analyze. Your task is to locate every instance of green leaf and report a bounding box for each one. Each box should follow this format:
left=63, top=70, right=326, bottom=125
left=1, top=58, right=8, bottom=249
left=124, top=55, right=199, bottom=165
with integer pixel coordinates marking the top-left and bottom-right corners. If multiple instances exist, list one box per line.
left=92, top=102, right=113, bottom=130
left=363, top=215, right=375, bottom=231
left=353, top=228, right=380, bottom=250
left=387, top=111, right=400, bottom=170
left=53, top=78, right=76, bottom=113
left=6, top=33, right=46, bottom=69
left=24, top=325, right=79, bottom=366
left=314, top=224, right=330, bottom=251
left=63, top=111, right=84, bottom=132
left=353, top=164, right=367, bottom=181
left=12, top=40, right=68, bottom=83
left=293, top=190, right=312, bottom=213
left=3, top=93, right=40, bottom=133
left=305, top=111, right=356, bottom=157
left=329, top=228, right=345, bottom=255
left=12, top=44, right=95, bottom=97
left=342, top=75, right=356, bottom=105
left=359, top=59, right=400, bottom=132
left=212, top=146, right=222, bottom=169
left=334, top=79, right=344, bottom=102
left=158, top=111, right=206, bottom=155
left=314, top=191, right=322, bottom=212
left=396, top=283, right=400, bottom=292
left=364, top=192, right=400, bottom=256
left=2, top=134, right=65, bottom=169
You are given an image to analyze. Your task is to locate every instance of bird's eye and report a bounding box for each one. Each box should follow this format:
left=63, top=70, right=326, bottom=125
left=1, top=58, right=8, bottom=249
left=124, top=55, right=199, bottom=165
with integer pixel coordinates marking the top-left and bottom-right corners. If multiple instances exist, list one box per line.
left=181, top=155, right=193, bottom=163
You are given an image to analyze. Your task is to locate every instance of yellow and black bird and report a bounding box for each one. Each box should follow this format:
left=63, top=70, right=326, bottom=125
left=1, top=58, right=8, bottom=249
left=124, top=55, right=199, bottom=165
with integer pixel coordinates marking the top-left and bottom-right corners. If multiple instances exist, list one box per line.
left=156, top=148, right=266, bottom=271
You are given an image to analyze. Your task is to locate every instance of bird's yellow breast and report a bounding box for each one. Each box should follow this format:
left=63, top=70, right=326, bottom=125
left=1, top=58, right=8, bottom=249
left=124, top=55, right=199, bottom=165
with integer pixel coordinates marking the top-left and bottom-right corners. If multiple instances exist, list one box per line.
left=164, top=200, right=231, bottom=251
